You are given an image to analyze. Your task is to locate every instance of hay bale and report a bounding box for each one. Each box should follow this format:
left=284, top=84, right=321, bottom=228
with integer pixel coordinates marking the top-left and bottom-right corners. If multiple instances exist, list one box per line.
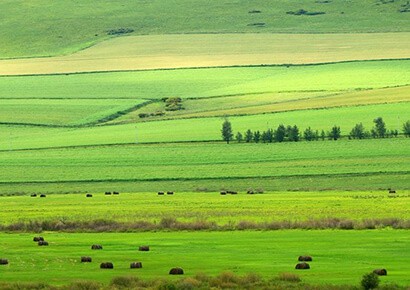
left=33, top=237, right=44, bottom=242
left=389, top=190, right=396, bottom=194
left=130, top=262, right=142, bottom=268
left=86, top=194, right=93, bottom=197
left=247, top=190, right=254, bottom=194
left=105, top=192, right=112, bottom=195
left=167, top=191, right=174, bottom=195
left=38, top=241, right=49, bottom=246
left=158, top=191, right=165, bottom=195
left=298, top=256, right=312, bottom=262
left=169, top=267, right=184, bottom=275
left=31, top=194, right=37, bottom=197
left=0, top=259, right=8, bottom=265
left=81, top=256, right=92, bottom=263
left=373, top=269, right=387, bottom=276
left=220, top=191, right=227, bottom=195
left=295, top=262, right=310, bottom=269
left=100, top=262, right=114, bottom=269
left=139, top=246, right=149, bottom=251
left=113, top=191, right=119, bottom=195
left=40, top=194, right=46, bottom=198
left=91, top=244, right=103, bottom=250
left=227, top=190, right=237, bottom=194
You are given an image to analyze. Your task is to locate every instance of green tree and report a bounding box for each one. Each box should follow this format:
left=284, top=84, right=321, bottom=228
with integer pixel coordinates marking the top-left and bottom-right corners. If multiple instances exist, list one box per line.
left=320, top=130, right=326, bottom=141
left=329, top=125, right=341, bottom=140
left=350, top=123, right=368, bottom=139
left=221, top=119, right=233, bottom=144
left=361, top=272, right=379, bottom=290
left=403, top=120, right=410, bottom=137
left=245, top=129, right=253, bottom=142
left=372, top=117, right=386, bottom=138
left=235, top=132, right=243, bottom=143
left=303, top=127, right=315, bottom=141
left=253, top=130, right=261, bottom=143
left=288, top=125, right=300, bottom=142
left=274, top=125, right=286, bottom=142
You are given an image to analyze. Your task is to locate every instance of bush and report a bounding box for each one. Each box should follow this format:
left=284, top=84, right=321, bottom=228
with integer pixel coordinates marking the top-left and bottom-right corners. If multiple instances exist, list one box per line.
left=361, top=272, right=379, bottom=290
left=278, top=272, right=301, bottom=283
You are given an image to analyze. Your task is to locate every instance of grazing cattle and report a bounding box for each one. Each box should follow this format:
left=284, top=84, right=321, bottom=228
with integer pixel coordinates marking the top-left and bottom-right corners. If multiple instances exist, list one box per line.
left=38, top=241, right=49, bottom=246
left=130, top=262, right=143, bottom=268
left=86, top=194, right=93, bottom=197
left=373, top=269, right=387, bottom=276
left=298, top=256, right=313, bottom=262
left=169, top=267, right=184, bottom=275
left=139, top=246, right=150, bottom=251
left=40, top=194, right=46, bottom=198
left=0, top=259, right=8, bottom=265
left=158, top=191, right=165, bottom=195
left=91, top=244, right=103, bottom=250
left=31, top=194, right=37, bottom=197
left=100, top=262, right=114, bottom=269
left=113, top=191, right=119, bottom=195
left=81, top=256, right=92, bottom=263
left=33, top=237, right=44, bottom=242
left=105, top=192, right=112, bottom=195
left=295, top=262, right=310, bottom=269
left=167, top=191, right=174, bottom=195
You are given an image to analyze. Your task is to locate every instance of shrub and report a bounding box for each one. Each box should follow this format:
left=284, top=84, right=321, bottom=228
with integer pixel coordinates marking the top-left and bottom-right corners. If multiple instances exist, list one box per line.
left=67, top=280, right=102, bottom=290
left=110, top=276, right=140, bottom=289
left=361, top=272, right=379, bottom=290
left=278, top=272, right=301, bottom=283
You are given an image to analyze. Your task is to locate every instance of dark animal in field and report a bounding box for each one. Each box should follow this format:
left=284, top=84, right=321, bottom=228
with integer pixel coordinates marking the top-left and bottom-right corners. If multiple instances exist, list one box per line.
left=169, top=267, right=184, bottom=275
left=105, top=192, right=112, bottom=195
left=86, top=194, right=93, bottom=197
left=100, top=262, right=114, bottom=269
left=389, top=190, right=396, bottom=194
left=40, top=194, right=46, bottom=198
left=298, top=256, right=312, bottom=261
left=220, top=191, right=227, bottom=195
left=31, top=194, right=37, bottom=197
left=0, top=259, right=8, bottom=265
left=91, top=244, right=103, bottom=250
left=130, top=262, right=143, bottom=268
left=113, top=191, right=119, bottom=195
left=158, top=191, right=165, bottom=195
left=295, top=262, right=310, bottom=269
left=33, top=237, right=44, bottom=242
left=373, top=269, right=387, bottom=276
left=38, top=241, right=49, bottom=246
left=167, top=191, right=174, bottom=195
left=81, top=256, right=92, bottom=263
left=139, top=246, right=150, bottom=251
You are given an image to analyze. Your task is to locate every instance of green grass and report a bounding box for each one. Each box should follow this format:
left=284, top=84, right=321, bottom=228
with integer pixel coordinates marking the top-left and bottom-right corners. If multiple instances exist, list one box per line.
left=0, top=231, right=408, bottom=285
left=1, top=0, right=409, bottom=58
left=0, top=139, right=408, bottom=193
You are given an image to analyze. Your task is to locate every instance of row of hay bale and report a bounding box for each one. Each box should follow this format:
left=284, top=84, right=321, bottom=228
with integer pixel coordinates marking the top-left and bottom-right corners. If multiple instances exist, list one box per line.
left=158, top=191, right=174, bottom=195
left=30, top=194, right=46, bottom=197
left=220, top=190, right=237, bottom=195
left=105, top=191, right=120, bottom=195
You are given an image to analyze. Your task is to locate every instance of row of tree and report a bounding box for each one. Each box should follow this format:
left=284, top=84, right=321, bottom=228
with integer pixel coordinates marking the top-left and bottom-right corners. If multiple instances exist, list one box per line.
left=221, top=118, right=410, bottom=144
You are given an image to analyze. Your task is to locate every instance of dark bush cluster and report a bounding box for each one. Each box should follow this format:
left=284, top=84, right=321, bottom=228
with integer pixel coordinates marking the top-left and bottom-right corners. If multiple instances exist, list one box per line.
left=106, top=28, right=134, bottom=35
left=163, top=97, right=184, bottom=111
left=138, top=111, right=165, bottom=118
left=286, top=9, right=325, bottom=15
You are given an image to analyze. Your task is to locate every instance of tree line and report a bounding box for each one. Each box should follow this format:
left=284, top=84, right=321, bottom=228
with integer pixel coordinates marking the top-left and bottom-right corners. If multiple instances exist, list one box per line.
left=221, top=118, right=410, bottom=144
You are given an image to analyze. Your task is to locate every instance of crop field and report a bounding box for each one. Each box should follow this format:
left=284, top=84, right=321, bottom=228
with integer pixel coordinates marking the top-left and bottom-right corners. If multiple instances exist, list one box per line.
left=1, top=33, right=409, bottom=75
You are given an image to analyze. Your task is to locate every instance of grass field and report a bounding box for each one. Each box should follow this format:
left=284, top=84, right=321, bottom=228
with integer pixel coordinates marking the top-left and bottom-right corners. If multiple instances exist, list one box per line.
left=1, top=0, right=409, bottom=58
left=1, top=33, right=409, bottom=75
left=0, top=231, right=408, bottom=286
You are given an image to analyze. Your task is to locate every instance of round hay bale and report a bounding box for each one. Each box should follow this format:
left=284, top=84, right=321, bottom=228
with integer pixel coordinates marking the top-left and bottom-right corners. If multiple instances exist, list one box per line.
left=298, top=256, right=312, bottom=262
left=388, top=190, right=396, bottom=194
left=113, top=191, right=119, bottom=195
left=30, top=194, right=37, bottom=197
left=38, top=241, right=49, bottom=246
left=373, top=269, right=387, bottom=276
left=33, top=236, right=44, bottom=242
left=295, top=262, right=310, bottom=270
left=139, top=246, right=149, bottom=251
left=0, top=259, right=9, bottom=265
left=100, top=262, right=114, bottom=269
left=169, top=267, right=184, bottom=275
left=81, top=256, right=92, bottom=263
left=227, top=190, right=238, bottom=195
left=86, top=194, right=93, bottom=197
left=167, top=191, right=174, bottom=195
left=91, top=244, right=103, bottom=250
left=220, top=191, right=226, bottom=195
left=130, top=262, right=142, bottom=268
left=105, top=192, right=112, bottom=195
left=158, top=191, right=164, bottom=195
left=40, top=194, right=46, bottom=198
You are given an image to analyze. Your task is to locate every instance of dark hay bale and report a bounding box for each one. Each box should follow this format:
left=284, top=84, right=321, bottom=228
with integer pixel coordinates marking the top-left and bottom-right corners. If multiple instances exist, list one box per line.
left=33, top=237, right=44, bottom=242
left=158, top=191, right=165, bottom=195
left=100, top=262, right=114, bottom=269
left=91, top=244, right=103, bottom=250
left=169, top=267, right=184, bottom=275
left=81, top=256, right=92, bottom=263
left=167, top=191, right=174, bottom=195
left=30, top=194, right=37, bottom=197
left=86, top=194, right=93, bottom=197
left=105, top=192, right=112, bottom=195
left=130, top=262, right=142, bottom=268
left=389, top=190, right=396, bottom=194
left=220, top=191, right=227, bottom=195
left=139, top=246, right=149, bottom=251
left=40, top=194, right=46, bottom=198
left=113, top=191, right=119, bottom=195
left=295, top=262, right=310, bottom=269
left=298, top=256, right=312, bottom=262
left=373, top=269, right=387, bottom=276
left=38, top=241, right=49, bottom=246
left=0, top=259, right=8, bottom=265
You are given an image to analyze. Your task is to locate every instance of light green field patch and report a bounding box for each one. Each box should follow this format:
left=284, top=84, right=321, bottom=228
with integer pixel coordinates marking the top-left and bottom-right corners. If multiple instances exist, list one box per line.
left=0, top=99, right=147, bottom=126
left=2, top=33, right=409, bottom=75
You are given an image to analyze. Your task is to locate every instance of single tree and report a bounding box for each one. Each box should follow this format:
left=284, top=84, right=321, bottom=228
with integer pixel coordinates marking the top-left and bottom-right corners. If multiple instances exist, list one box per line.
left=235, top=132, right=243, bottom=143
left=320, top=130, right=326, bottom=141
left=221, top=119, right=233, bottom=144
left=265, top=128, right=274, bottom=143
left=361, top=272, right=379, bottom=290
left=274, top=124, right=286, bottom=142
left=245, top=129, right=253, bottom=143
left=329, top=125, right=341, bottom=140
left=372, top=117, right=386, bottom=138
left=253, top=130, right=261, bottom=143
left=303, top=127, right=315, bottom=141
left=288, top=125, right=300, bottom=142
left=403, top=120, right=410, bottom=137
left=350, top=123, right=368, bottom=139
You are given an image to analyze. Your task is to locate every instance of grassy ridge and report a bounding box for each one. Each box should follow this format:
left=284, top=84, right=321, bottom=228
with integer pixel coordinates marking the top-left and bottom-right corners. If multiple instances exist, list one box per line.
left=0, top=231, right=408, bottom=285
left=1, top=0, right=409, bottom=58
